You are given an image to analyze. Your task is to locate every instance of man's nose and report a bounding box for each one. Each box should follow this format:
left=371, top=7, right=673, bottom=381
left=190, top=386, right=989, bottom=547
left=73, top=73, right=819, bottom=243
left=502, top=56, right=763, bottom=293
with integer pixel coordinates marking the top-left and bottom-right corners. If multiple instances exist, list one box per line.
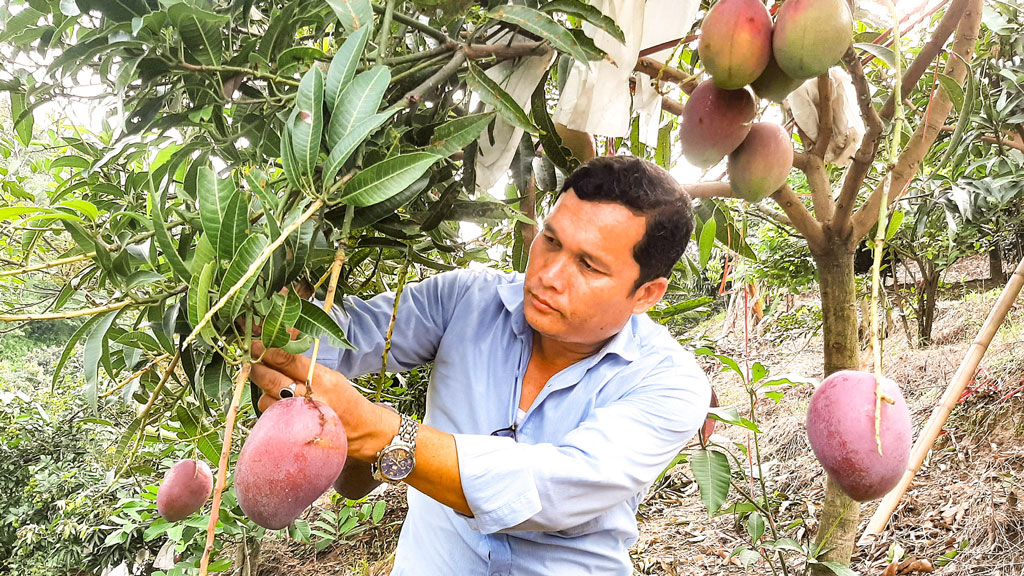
left=537, top=253, right=569, bottom=293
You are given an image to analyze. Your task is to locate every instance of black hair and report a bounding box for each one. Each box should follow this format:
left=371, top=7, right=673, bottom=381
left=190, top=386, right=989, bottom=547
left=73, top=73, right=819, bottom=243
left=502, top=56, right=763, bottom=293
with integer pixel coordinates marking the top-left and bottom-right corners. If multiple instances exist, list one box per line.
left=561, top=156, right=694, bottom=289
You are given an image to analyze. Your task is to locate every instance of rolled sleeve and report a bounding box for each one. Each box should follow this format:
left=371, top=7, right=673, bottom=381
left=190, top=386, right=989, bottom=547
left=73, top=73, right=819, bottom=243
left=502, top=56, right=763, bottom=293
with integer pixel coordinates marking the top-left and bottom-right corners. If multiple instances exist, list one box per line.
left=453, top=361, right=711, bottom=535
left=454, top=434, right=542, bottom=534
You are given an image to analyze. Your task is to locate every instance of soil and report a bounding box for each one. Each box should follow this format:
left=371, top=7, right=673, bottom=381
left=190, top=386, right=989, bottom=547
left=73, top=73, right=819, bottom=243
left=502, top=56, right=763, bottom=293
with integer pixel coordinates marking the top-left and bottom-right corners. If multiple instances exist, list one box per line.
left=257, top=255, right=1024, bottom=576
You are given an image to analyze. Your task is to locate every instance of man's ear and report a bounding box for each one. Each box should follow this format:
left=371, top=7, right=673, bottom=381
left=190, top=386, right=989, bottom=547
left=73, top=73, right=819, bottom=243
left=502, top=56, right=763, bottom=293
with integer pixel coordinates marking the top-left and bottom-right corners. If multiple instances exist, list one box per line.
left=631, top=277, right=669, bottom=315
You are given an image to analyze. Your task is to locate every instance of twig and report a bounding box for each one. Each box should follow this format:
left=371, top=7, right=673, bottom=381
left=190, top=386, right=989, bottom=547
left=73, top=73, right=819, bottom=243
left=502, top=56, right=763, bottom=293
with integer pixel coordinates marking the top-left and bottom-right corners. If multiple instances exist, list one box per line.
left=99, top=353, right=170, bottom=399
left=682, top=182, right=733, bottom=199
left=178, top=62, right=300, bottom=87
left=372, top=2, right=451, bottom=44
left=376, top=250, right=411, bottom=402
left=198, top=362, right=252, bottom=576
left=0, top=251, right=96, bottom=277
left=833, top=48, right=884, bottom=232
left=634, top=57, right=699, bottom=94
left=306, top=205, right=354, bottom=389
left=393, top=50, right=467, bottom=110
left=117, top=350, right=183, bottom=478
left=0, top=286, right=186, bottom=321
left=812, top=73, right=834, bottom=159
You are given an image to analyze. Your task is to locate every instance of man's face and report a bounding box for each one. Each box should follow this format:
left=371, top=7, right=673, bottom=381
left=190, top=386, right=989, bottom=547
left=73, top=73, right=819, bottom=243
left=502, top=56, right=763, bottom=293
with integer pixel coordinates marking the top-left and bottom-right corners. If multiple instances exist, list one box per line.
left=523, top=189, right=667, bottom=347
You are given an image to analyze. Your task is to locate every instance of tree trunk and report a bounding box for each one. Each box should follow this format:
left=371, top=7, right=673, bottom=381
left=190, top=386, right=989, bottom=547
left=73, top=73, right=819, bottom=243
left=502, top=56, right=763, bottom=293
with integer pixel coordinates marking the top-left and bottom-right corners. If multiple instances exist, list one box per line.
left=809, top=246, right=862, bottom=574
left=916, top=261, right=939, bottom=346
left=989, top=247, right=1006, bottom=284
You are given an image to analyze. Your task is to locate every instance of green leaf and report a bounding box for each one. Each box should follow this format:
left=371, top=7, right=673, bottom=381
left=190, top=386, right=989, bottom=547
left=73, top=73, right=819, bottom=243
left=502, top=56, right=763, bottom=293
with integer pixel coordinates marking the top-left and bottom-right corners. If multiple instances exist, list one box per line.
left=51, top=312, right=104, bottom=390
left=203, top=356, right=233, bottom=406
left=531, top=78, right=578, bottom=173
left=327, top=0, right=373, bottom=33
left=189, top=234, right=217, bottom=275
left=324, top=112, right=390, bottom=185
left=292, top=65, right=325, bottom=180
left=328, top=66, right=390, bottom=149
left=176, top=405, right=221, bottom=463
left=219, top=233, right=270, bottom=319
left=746, top=512, right=765, bottom=542
left=885, top=210, right=904, bottom=241
left=854, top=42, right=895, bottom=68
left=539, top=0, right=625, bottom=43
left=427, top=113, right=496, bottom=157
left=262, top=291, right=302, bottom=349
left=167, top=3, right=226, bottom=66
left=352, top=174, right=431, bottom=228
left=85, top=310, right=122, bottom=411
left=690, top=450, right=731, bottom=517
left=150, top=191, right=191, bottom=282
left=198, top=167, right=248, bottom=262
left=326, top=26, right=371, bottom=108
left=466, top=63, right=539, bottom=135
left=10, top=90, right=33, bottom=146
left=50, top=155, right=91, bottom=171
left=648, top=296, right=713, bottom=320
left=339, top=153, right=441, bottom=207
left=295, top=299, right=352, bottom=349
left=699, top=218, right=716, bottom=269
left=936, top=73, right=965, bottom=113
left=371, top=500, right=386, bottom=524
left=56, top=199, right=99, bottom=221
left=0, top=206, right=44, bottom=220
left=188, top=261, right=219, bottom=346
left=486, top=5, right=592, bottom=63
left=280, top=120, right=303, bottom=191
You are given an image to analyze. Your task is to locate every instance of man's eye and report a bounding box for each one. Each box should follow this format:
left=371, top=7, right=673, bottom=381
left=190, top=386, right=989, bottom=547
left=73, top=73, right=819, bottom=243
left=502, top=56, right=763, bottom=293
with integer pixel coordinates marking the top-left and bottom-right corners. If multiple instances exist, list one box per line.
left=580, top=258, right=594, bottom=271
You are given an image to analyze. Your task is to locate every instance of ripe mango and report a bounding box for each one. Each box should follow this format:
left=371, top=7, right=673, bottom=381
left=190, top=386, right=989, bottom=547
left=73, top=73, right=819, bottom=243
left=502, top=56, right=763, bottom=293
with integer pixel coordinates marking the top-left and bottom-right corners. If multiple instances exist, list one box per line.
left=773, top=0, right=854, bottom=80
left=157, top=459, right=213, bottom=522
left=727, top=122, right=794, bottom=202
left=806, top=370, right=912, bottom=502
left=679, top=80, right=756, bottom=169
left=699, top=0, right=773, bottom=89
left=235, top=397, right=348, bottom=529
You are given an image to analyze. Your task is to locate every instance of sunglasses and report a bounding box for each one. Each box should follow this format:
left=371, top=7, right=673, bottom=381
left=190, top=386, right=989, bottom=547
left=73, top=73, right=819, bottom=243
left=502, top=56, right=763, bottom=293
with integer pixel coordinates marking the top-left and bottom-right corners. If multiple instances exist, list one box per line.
left=490, top=423, right=518, bottom=442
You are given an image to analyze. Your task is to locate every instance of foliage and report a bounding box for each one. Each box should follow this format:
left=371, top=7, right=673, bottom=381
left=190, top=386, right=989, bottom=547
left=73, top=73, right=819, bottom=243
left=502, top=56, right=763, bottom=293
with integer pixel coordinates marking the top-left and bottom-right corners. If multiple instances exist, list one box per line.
left=748, top=223, right=817, bottom=295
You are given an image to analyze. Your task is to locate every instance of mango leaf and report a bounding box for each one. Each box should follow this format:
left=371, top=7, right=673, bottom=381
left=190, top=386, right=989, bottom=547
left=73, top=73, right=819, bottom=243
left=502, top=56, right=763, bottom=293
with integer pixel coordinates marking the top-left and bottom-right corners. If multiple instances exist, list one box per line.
left=280, top=119, right=303, bottom=191
left=323, top=112, right=390, bottom=185
left=262, top=291, right=302, bottom=349
left=854, top=42, right=895, bottom=68
left=538, top=0, right=625, bottom=43
left=690, top=449, right=731, bottom=517
left=530, top=75, right=575, bottom=171
left=10, top=90, right=33, bottom=146
left=427, top=113, right=495, bottom=157
left=188, top=261, right=219, bottom=346
left=937, top=72, right=965, bottom=113
left=203, top=356, right=233, bottom=406
left=189, top=234, right=217, bottom=275
left=486, top=5, right=592, bottom=63
left=698, top=217, right=716, bottom=269
left=467, top=63, right=538, bottom=135
left=817, top=562, right=860, bottom=576
left=219, top=233, right=270, bottom=320
left=52, top=312, right=105, bottom=390
left=339, top=153, right=441, bottom=207
left=326, top=26, right=370, bottom=108
left=648, top=296, right=713, bottom=321
left=292, top=65, right=325, bottom=180
left=351, top=174, right=431, bottom=228
left=150, top=191, right=190, bottom=282
left=167, top=3, right=226, bottom=66
left=295, top=299, right=352, bottom=349
left=175, top=405, right=221, bottom=463
left=328, top=65, right=389, bottom=149
left=198, top=167, right=247, bottom=261
left=327, top=0, right=373, bottom=33
left=85, top=310, right=123, bottom=411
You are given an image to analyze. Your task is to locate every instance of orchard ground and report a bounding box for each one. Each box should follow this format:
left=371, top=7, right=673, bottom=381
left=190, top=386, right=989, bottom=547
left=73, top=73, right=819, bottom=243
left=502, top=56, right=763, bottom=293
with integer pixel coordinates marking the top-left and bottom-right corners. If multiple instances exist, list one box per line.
left=250, top=254, right=1024, bottom=576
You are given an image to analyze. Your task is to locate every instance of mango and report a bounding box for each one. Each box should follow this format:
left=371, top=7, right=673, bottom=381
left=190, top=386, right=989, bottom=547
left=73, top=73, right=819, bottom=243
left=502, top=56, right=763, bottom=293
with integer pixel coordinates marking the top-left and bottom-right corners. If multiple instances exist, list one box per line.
left=157, top=459, right=213, bottom=522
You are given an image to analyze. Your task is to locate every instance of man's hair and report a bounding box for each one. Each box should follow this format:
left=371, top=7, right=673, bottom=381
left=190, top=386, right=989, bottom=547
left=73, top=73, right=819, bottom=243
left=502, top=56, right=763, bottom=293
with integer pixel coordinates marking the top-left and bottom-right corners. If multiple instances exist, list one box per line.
left=561, top=156, right=694, bottom=289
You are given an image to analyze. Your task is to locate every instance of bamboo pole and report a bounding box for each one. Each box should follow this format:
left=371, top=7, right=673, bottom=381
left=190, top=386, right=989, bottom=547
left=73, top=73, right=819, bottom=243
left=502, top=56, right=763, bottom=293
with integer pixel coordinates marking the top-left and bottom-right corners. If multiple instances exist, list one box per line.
left=859, top=255, right=1024, bottom=543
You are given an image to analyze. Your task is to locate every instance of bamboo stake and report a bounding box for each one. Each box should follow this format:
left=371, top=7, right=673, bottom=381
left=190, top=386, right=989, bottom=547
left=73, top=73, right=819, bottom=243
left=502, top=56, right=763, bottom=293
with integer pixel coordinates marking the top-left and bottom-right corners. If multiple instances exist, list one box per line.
left=859, top=255, right=1024, bottom=543
left=199, top=362, right=252, bottom=575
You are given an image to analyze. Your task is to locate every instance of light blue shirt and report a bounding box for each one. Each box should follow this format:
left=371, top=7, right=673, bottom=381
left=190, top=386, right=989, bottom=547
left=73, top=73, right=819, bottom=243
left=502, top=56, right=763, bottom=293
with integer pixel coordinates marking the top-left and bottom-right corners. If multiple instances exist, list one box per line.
left=315, top=268, right=712, bottom=576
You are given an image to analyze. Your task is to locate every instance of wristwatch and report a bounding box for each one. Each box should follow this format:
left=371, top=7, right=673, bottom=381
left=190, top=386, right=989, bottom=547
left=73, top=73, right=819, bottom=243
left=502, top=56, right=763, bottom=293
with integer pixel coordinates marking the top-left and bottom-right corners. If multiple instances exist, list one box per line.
left=372, top=413, right=419, bottom=483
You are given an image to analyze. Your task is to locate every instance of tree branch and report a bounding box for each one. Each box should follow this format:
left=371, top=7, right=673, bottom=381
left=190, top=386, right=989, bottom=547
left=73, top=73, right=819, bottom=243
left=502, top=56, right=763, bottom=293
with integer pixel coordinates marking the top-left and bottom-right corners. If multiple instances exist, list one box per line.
left=938, top=125, right=1024, bottom=151
left=464, top=41, right=549, bottom=60
left=878, top=0, right=970, bottom=122
left=852, top=0, right=983, bottom=241
left=772, top=184, right=825, bottom=250
left=682, top=182, right=734, bottom=199
left=634, top=57, right=699, bottom=94
left=373, top=2, right=452, bottom=44
left=812, top=73, right=834, bottom=159
left=833, top=48, right=884, bottom=232
left=795, top=149, right=834, bottom=223
left=0, top=286, right=186, bottom=322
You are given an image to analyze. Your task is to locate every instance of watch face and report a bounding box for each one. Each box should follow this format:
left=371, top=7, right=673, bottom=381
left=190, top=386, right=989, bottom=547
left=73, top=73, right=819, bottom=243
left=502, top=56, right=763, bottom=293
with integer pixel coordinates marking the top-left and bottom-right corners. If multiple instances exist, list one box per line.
left=380, top=447, right=415, bottom=479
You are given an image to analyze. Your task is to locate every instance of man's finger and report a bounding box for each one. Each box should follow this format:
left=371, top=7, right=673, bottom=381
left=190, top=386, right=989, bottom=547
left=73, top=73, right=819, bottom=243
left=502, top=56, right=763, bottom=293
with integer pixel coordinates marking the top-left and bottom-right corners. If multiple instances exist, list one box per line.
left=250, top=363, right=304, bottom=399
left=257, top=346, right=314, bottom=383
left=257, top=393, right=277, bottom=413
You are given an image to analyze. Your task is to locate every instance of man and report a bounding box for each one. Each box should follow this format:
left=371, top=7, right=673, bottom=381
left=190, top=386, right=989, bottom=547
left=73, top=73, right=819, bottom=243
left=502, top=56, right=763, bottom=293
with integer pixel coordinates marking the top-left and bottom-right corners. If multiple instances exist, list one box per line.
left=249, top=156, right=712, bottom=575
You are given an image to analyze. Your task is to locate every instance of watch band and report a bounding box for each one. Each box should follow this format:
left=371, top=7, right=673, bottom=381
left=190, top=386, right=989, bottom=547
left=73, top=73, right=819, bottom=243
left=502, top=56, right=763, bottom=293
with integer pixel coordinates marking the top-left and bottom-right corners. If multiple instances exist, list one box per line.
left=398, top=413, right=419, bottom=449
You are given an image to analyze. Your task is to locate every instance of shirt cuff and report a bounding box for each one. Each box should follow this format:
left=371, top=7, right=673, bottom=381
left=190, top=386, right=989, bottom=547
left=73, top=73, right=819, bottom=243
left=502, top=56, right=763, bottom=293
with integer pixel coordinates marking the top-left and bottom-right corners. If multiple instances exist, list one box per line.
left=453, top=434, right=541, bottom=534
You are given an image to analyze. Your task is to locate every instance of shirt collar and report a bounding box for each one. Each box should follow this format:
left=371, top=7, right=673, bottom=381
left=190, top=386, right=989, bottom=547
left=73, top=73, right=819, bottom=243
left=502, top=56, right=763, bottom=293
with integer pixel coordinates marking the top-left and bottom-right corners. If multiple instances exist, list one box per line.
left=496, top=278, right=641, bottom=362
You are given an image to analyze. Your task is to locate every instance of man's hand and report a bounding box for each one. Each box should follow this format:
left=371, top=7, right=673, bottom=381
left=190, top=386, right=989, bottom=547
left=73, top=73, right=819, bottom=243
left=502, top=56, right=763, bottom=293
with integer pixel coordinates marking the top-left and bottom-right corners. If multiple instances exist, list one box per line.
left=248, top=342, right=399, bottom=462
left=247, top=342, right=473, bottom=517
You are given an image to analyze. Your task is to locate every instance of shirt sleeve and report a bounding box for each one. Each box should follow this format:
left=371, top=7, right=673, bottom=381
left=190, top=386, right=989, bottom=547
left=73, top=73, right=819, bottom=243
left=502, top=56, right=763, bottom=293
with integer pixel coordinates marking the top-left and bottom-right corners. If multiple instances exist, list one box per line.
left=308, top=269, right=471, bottom=378
left=453, top=357, right=711, bottom=535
